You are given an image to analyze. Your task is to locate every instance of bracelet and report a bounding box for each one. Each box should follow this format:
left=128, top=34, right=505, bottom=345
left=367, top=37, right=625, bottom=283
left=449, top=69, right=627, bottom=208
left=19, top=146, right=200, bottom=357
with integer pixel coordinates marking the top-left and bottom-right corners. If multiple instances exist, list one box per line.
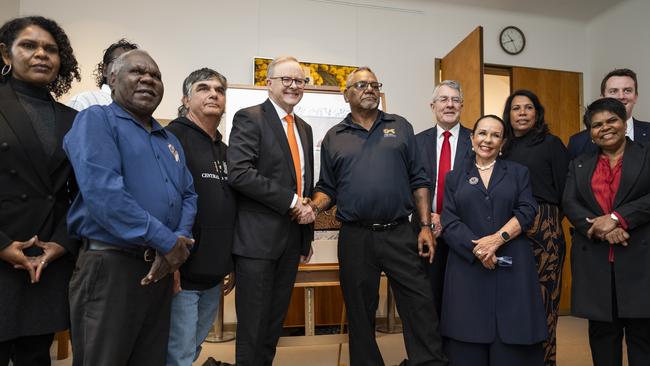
left=420, top=222, right=433, bottom=230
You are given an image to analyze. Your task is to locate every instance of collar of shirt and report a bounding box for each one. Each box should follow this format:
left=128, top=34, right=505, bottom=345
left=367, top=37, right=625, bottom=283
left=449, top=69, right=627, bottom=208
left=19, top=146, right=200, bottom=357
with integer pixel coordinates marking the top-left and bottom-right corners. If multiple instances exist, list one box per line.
left=335, top=110, right=393, bottom=133
left=269, top=98, right=294, bottom=122
left=100, top=83, right=111, bottom=97
left=626, top=116, right=635, bottom=140
left=436, top=122, right=461, bottom=140
left=110, top=102, right=167, bottom=136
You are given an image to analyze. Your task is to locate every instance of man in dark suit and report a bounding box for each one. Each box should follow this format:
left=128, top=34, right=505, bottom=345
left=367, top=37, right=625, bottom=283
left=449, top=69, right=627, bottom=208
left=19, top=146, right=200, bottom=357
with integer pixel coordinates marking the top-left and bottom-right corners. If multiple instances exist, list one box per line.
left=414, top=80, right=472, bottom=316
left=227, top=56, right=315, bottom=366
left=568, top=68, right=650, bottom=160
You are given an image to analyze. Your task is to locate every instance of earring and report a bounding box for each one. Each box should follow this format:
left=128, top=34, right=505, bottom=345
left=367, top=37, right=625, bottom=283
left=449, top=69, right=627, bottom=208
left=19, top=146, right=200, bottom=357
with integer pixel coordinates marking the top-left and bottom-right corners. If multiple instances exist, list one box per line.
left=1, top=64, right=11, bottom=76
left=471, top=146, right=475, bottom=152
left=499, top=151, right=502, bottom=156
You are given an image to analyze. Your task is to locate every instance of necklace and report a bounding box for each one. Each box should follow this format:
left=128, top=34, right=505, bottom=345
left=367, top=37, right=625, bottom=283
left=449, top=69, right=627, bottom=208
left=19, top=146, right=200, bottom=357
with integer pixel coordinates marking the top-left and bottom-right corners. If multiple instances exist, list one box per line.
left=475, top=160, right=496, bottom=171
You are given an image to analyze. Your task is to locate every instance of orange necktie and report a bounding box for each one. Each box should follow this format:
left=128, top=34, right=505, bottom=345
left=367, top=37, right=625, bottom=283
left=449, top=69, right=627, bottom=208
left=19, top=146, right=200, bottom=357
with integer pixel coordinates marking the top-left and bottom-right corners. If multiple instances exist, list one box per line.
left=284, top=115, right=302, bottom=197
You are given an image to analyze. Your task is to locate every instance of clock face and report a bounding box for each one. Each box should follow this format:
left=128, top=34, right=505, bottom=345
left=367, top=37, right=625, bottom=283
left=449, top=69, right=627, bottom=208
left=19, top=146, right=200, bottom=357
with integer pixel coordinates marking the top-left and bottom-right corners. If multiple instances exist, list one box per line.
left=500, top=26, right=526, bottom=55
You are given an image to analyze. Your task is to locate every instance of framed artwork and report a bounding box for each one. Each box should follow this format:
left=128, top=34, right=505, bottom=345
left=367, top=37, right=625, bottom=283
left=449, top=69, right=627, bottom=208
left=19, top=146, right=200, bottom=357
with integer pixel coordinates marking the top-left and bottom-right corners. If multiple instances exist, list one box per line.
left=254, top=57, right=358, bottom=90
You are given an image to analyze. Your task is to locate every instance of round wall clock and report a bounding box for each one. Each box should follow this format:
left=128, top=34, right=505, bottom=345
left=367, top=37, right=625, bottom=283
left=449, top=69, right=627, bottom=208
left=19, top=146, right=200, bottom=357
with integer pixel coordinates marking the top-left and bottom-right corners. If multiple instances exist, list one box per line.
left=499, top=26, right=526, bottom=55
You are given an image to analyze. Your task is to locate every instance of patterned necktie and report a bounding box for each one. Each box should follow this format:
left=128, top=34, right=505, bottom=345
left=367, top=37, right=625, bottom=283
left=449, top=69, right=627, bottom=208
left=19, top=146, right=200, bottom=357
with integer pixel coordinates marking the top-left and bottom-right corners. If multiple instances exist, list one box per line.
left=436, top=130, right=452, bottom=214
left=284, top=114, right=302, bottom=197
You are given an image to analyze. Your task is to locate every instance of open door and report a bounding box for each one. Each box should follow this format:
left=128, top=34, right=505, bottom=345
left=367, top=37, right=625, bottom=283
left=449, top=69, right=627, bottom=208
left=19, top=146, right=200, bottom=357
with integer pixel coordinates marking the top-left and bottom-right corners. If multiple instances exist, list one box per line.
left=511, top=66, right=583, bottom=314
left=436, top=26, right=484, bottom=128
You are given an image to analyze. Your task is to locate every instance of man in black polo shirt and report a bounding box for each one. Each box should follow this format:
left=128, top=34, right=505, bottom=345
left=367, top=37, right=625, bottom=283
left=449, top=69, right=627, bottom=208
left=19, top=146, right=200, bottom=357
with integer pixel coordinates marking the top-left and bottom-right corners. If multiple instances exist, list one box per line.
left=310, top=67, right=448, bottom=366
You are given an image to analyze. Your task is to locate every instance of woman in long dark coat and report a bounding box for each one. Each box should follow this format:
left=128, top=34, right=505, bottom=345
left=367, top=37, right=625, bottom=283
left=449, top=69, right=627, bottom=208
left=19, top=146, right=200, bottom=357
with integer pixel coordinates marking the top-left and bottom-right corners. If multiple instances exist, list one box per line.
left=563, top=98, right=650, bottom=366
left=0, top=16, right=80, bottom=365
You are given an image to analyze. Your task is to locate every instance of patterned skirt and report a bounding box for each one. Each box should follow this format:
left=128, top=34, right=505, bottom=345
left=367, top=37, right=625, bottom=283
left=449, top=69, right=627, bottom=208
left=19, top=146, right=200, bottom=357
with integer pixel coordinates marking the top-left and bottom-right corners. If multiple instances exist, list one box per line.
left=526, top=203, right=566, bottom=366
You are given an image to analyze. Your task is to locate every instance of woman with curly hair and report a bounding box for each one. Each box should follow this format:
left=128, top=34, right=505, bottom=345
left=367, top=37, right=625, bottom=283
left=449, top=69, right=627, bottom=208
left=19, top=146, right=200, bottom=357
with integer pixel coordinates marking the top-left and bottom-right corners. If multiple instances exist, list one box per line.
left=501, top=90, right=570, bottom=366
left=0, top=16, right=80, bottom=365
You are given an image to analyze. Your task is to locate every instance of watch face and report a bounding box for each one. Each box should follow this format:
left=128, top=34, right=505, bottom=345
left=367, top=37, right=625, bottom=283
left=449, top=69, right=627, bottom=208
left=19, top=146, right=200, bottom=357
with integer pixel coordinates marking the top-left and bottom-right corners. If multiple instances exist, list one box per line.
left=501, top=231, right=511, bottom=241
left=500, top=26, right=526, bottom=55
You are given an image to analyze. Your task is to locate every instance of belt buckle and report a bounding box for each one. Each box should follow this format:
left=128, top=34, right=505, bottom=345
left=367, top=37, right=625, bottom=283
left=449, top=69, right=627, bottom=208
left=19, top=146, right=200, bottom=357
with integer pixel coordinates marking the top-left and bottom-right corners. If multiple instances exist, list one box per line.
left=371, top=223, right=389, bottom=231
left=144, top=248, right=155, bottom=262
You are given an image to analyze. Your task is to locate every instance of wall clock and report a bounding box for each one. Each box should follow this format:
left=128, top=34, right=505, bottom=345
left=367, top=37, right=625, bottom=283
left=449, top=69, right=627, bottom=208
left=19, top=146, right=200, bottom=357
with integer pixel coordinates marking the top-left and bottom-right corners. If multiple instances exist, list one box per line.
left=499, top=26, right=526, bottom=55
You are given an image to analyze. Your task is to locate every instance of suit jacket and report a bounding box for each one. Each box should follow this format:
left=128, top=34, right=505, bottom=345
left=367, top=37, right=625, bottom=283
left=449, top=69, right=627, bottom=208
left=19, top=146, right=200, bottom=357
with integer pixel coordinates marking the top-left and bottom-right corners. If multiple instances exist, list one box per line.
left=440, top=159, right=547, bottom=345
left=0, top=81, right=78, bottom=341
left=563, top=140, right=650, bottom=321
left=412, top=124, right=472, bottom=228
left=567, top=118, right=650, bottom=160
left=227, top=99, right=314, bottom=259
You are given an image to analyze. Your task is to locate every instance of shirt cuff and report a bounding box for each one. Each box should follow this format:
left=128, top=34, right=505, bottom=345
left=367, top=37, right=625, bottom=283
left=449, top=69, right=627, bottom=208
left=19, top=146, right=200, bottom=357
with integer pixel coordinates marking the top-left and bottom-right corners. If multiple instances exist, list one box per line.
left=290, top=194, right=298, bottom=209
left=612, top=211, right=628, bottom=230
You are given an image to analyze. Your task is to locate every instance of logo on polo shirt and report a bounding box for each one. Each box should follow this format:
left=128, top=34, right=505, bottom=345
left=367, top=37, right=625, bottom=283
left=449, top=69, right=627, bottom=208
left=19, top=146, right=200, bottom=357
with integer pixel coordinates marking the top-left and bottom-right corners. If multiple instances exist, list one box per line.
left=383, top=128, right=397, bottom=138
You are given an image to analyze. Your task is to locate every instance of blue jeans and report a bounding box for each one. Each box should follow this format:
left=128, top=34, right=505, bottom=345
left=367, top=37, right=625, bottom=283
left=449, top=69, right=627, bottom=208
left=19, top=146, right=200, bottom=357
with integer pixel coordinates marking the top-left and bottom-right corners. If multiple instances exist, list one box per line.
left=166, top=283, right=222, bottom=366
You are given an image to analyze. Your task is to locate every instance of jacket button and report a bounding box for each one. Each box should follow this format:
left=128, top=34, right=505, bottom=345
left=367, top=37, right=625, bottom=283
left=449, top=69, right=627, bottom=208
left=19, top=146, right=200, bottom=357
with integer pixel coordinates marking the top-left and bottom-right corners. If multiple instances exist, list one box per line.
left=0, top=142, right=8, bottom=151
left=9, top=169, right=17, bottom=176
left=47, top=195, right=54, bottom=201
left=20, top=193, right=28, bottom=201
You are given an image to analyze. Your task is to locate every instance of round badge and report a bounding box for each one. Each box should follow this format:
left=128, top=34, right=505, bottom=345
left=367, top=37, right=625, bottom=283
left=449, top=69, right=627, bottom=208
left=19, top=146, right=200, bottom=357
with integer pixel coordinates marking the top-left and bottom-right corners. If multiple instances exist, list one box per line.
left=469, top=177, right=479, bottom=185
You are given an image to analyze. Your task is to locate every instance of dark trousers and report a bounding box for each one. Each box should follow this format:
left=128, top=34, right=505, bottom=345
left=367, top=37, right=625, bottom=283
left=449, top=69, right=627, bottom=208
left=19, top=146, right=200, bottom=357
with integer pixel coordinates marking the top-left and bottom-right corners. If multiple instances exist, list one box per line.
left=234, top=228, right=301, bottom=366
left=338, top=222, right=447, bottom=366
left=588, top=266, right=650, bottom=366
left=68, top=248, right=173, bottom=366
left=0, top=333, right=54, bottom=366
left=445, top=337, right=543, bottom=366
left=427, top=239, right=449, bottom=319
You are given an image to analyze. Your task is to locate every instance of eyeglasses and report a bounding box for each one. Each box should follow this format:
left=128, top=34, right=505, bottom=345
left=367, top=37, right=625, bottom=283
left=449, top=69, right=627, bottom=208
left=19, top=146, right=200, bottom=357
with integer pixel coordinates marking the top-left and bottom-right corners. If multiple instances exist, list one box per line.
left=269, top=77, right=309, bottom=88
left=435, top=96, right=462, bottom=104
left=349, top=81, right=383, bottom=91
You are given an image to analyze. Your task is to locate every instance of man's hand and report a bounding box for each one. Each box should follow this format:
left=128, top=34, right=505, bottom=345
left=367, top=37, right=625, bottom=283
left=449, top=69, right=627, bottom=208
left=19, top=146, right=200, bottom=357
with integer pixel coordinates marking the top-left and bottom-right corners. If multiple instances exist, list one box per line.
left=430, top=213, right=442, bottom=238
left=141, top=251, right=173, bottom=285
left=0, top=236, right=37, bottom=283
left=300, top=245, right=314, bottom=264
left=31, top=237, right=67, bottom=282
left=223, top=272, right=235, bottom=295
left=604, top=227, right=630, bottom=246
left=291, top=197, right=316, bottom=224
left=164, top=236, right=194, bottom=271
left=418, top=227, right=436, bottom=263
left=172, top=270, right=182, bottom=295
left=586, top=215, right=618, bottom=240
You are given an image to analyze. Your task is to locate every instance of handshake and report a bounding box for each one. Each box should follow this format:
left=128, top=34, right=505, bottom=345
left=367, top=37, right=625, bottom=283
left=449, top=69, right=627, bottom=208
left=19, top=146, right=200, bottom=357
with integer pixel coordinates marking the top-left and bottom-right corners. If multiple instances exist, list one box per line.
left=290, top=197, right=318, bottom=225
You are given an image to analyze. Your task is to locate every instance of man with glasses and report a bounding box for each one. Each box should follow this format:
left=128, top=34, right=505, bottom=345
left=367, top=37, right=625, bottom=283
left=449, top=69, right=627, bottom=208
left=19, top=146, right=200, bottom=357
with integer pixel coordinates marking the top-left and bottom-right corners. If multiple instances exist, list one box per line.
left=414, top=80, right=472, bottom=318
left=568, top=68, right=650, bottom=159
left=309, top=67, right=448, bottom=366
left=227, top=56, right=315, bottom=366
left=67, top=39, right=138, bottom=111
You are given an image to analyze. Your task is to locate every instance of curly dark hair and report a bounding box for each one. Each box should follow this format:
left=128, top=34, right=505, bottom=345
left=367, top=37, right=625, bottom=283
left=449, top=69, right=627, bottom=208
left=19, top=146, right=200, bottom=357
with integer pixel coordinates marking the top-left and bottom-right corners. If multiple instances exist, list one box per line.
left=0, top=16, right=80, bottom=98
left=94, top=38, right=138, bottom=87
left=501, top=89, right=550, bottom=153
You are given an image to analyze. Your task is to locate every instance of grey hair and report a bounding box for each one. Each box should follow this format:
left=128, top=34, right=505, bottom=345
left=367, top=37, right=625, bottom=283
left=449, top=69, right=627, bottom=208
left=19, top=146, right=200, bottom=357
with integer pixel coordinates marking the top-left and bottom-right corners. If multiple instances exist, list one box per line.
left=177, top=68, right=228, bottom=117
left=345, top=66, right=376, bottom=87
left=432, top=80, right=463, bottom=102
left=266, top=56, right=300, bottom=79
left=110, top=49, right=153, bottom=76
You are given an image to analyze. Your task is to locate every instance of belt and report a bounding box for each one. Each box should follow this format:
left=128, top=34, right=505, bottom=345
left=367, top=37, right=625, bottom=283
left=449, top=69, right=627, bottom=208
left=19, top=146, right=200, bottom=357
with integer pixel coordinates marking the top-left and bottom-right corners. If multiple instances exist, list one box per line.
left=83, top=238, right=155, bottom=262
left=347, top=217, right=409, bottom=231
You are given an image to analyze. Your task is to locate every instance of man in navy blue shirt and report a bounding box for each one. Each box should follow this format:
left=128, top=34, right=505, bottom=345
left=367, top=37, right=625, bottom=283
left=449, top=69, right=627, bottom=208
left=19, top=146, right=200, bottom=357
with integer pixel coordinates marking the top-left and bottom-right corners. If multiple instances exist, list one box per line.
left=64, top=49, right=197, bottom=366
left=310, top=67, right=447, bottom=366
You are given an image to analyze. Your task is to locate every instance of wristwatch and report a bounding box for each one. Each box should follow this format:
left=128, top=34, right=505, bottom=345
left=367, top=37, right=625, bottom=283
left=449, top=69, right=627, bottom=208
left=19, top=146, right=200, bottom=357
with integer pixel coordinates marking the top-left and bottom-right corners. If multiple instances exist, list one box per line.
left=610, top=213, right=620, bottom=223
left=420, top=222, right=434, bottom=230
left=500, top=231, right=511, bottom=242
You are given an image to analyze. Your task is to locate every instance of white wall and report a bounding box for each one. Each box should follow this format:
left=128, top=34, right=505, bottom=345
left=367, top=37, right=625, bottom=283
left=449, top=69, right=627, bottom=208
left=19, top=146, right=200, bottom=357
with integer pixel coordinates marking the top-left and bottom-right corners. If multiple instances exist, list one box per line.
left=0, top=0, right=19, bottom=25
left=587, top=0, right=650, bottom=121
left=19, top=0, right=590, bottom=133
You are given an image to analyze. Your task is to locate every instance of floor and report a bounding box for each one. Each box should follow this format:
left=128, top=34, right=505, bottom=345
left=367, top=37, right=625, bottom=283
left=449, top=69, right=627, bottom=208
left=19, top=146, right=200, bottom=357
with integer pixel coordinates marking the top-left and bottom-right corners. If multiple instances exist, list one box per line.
left=50, top=316, right=627, bottom=365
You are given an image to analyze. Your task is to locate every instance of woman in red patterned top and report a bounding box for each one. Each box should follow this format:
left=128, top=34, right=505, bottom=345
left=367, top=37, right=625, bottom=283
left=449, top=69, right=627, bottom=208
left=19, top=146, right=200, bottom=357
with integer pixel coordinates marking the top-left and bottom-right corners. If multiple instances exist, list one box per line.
left=563, top=97, right=650, bottom=366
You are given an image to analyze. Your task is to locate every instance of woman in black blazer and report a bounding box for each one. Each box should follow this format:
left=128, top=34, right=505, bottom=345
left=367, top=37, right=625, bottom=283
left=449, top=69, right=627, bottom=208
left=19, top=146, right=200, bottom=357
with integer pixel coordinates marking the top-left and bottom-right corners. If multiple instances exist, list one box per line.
left=0, top=16, right=80, bottom=365
left=563, top=98, right=650, bottom=366
left=441, top=115, right=546, bottom=366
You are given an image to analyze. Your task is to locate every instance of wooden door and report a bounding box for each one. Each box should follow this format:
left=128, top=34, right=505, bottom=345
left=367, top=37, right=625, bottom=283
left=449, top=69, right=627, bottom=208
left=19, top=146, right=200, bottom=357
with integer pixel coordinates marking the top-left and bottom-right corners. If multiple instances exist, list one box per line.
left=438, top=26, right=484, bottom=128
left=511, top=66, right=583, bottom=314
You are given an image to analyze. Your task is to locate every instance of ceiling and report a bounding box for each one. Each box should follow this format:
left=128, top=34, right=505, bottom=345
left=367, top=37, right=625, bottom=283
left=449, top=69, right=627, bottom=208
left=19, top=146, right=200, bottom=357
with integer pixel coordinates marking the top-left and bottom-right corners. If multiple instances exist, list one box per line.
left=426, top=0, right=629, bottom=21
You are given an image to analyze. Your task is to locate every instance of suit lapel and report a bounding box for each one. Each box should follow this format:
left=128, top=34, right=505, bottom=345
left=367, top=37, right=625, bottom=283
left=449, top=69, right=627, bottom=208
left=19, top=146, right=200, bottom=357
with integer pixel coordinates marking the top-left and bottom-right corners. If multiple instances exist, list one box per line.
left=296, top=115, right=312, bottom=189
left=0, top=83, right=51, bottom=187
left=464, top=164, right=487, bottom=195
left=487, top=159, right=506, bottom=194
left=614, top=141, right=644, bottom=207
left=634, top=118, right=649, bottom=141
left=454, top=126, right=471, bottom=168
left=262, top=99, right=298, bottom=184
left=575, top=153, right=603, bottom=215
left=423, top=127, right=437, bottom=185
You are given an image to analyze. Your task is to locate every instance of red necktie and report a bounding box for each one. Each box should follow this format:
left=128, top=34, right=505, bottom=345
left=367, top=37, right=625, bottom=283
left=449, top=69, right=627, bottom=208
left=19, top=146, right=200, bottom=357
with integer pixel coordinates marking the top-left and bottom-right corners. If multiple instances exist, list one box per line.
left=284, top=115, right=302, bottom=197
left=436, top=130, right=451, bottom=214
